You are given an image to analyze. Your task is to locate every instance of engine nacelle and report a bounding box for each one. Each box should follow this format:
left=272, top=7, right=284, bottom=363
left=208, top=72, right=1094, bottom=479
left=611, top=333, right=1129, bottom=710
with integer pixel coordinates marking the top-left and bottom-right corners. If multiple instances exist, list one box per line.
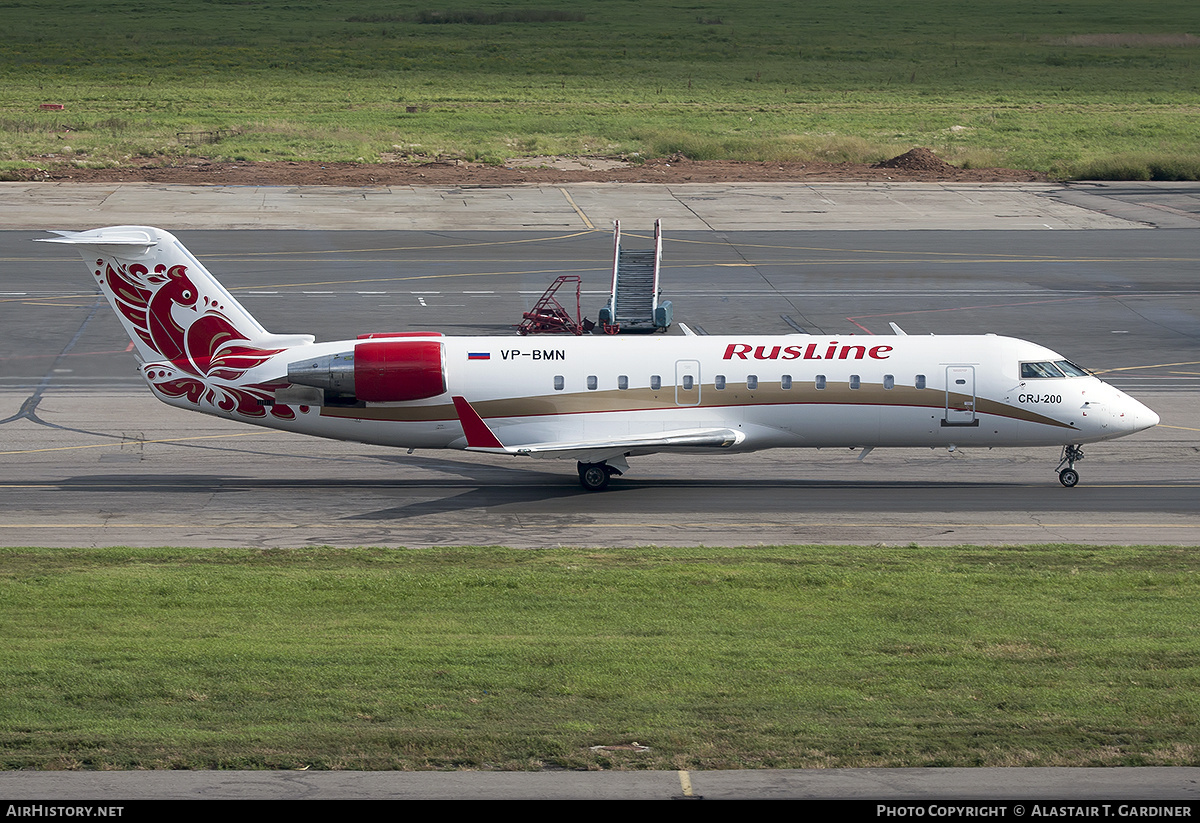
left=287, top=340, right=446, bottom=403
left=355, top=339, right=446, bottom=402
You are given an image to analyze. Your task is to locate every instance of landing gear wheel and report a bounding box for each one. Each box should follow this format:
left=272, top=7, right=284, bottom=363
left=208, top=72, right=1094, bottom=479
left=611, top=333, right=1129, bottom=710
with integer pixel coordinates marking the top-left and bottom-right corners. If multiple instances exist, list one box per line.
left=578, top=462, right=611, bottom=492
left=1055, top=444, right=1084, bottom=488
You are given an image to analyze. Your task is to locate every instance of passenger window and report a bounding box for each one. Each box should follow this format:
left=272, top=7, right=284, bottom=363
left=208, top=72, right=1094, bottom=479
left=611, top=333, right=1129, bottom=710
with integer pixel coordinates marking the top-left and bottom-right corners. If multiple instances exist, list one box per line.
left=618, top=375, right=628, bottom=390
left=884, top=374, right=894, bottom=389
left=781, top=375, right=792, bottom=389
left=682, top=375, right=694, bottom=390
left=587, top=375, right=598, bottom=390
left=554, top=375, right=564, bottom=391
left=849, top=375, right=860, bottom=389
left=815, top=375, right=826, bottom=390
left=651, top=375, right=661, bottom=391
left=747, top=375, right=758, bottom=390
left=915, top=374, right=926, bottom=390
left=715, top=375, right=726, bottom=390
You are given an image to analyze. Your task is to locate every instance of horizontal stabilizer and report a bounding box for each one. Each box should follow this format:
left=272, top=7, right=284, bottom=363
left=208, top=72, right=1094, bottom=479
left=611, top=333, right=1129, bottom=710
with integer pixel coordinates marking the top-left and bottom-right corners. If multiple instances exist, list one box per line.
left=38, top=228, right=157, bottom=247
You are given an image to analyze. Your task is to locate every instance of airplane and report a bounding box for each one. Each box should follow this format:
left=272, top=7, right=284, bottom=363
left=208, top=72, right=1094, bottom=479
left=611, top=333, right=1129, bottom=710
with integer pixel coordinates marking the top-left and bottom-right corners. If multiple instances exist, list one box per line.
left=40, top=225, right=1159, bottom=491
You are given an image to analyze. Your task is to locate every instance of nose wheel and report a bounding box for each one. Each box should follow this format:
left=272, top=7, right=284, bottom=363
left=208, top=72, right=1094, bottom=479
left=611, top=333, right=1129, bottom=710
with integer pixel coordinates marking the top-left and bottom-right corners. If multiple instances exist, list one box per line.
left=1056, top=444, right=1084, bottom=487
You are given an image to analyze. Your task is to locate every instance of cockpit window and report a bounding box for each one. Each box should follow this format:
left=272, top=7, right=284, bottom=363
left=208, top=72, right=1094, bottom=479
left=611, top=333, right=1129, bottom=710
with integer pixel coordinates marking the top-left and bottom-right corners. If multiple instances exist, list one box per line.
left=1021, top=361, right=1065, bottom=379
left=1054, top=360, right=1090, bottom=377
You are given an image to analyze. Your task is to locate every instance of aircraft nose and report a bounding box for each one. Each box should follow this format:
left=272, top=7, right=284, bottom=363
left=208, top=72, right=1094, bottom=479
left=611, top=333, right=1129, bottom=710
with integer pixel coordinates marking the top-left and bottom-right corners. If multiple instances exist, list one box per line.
left=1138, top=403, right=1160, bottom=431
left=1122, top=397, right=1159, bottom=433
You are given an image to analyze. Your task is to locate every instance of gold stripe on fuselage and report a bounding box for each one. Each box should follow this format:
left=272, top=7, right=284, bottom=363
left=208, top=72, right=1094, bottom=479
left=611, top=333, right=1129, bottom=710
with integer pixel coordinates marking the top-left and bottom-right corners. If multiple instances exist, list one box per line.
left=316, top=382, right=1075, bottom=430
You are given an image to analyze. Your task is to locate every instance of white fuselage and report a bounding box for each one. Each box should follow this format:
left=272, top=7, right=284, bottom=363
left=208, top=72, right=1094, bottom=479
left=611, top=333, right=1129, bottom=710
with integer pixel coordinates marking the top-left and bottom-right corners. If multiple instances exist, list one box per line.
left=149, top=332, right=1158, bottom=455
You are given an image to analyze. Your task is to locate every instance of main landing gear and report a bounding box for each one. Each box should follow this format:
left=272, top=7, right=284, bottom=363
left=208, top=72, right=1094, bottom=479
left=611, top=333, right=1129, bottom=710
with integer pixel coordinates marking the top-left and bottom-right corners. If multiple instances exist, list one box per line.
left=1056, top=444, right=1084, bottom=488
left=578, top=460, right=622, bottom=491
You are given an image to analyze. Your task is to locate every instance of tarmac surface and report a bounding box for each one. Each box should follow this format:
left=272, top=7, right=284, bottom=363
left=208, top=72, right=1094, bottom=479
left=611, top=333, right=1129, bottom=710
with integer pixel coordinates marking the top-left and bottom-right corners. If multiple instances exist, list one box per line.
left=2, top=766, right=1198, bottom=800
left=2, top=180, right=1199, bottom=799
left=5, top=179, right=1200, bottom=231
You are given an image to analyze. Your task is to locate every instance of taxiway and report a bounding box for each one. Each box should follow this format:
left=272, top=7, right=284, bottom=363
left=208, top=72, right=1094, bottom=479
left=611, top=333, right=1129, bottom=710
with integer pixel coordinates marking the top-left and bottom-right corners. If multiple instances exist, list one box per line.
left=2, top=183, right=1198, bottom=548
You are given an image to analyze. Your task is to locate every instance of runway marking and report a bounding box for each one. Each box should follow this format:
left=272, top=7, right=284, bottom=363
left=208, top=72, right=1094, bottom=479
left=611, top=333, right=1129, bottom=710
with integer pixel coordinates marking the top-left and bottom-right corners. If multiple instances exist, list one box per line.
left=32, top=243, right=1200, bottom=265
left=1090, top=360, right=1200, bottom=375
left=0, top=431, right=280, bottom=455
left=0, top=348, right=134, bottom=362
left=1159, top=424, right=1200, bottom=432
left=201, top=229, right=600, bottom=259
left=677, top=770, right=695, bottom=797
left=557, top=188, right=595, bottom=229
left=654, top=235, right=1200, bottom=262
left=231, top=266, right=603, bottom=291
left=847, top=296, right=1103, bottom=333
left=0, top=292, right=94, bottom=305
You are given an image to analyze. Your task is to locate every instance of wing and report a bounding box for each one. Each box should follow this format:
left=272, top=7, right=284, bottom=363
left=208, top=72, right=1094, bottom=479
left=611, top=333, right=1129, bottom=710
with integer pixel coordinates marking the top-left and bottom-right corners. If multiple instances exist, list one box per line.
left=451, top=396, right=744, bottom=462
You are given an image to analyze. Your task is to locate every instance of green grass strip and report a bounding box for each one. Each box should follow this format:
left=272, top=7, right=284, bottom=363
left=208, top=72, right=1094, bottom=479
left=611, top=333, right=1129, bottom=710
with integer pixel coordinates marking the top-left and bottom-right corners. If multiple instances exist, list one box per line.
left=2, top=545, right=1197, bottom=770
left=2, top=1, right=1200, bottom=177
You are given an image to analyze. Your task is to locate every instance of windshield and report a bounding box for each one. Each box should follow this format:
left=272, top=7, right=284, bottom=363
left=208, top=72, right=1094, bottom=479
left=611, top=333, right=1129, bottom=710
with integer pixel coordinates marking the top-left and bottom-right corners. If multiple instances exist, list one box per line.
left=1021, top=361, right=1065, bottom=379
left=1055, top=359, right=1090, bottom=377
left=1021, top=360, right=1090, bottom=379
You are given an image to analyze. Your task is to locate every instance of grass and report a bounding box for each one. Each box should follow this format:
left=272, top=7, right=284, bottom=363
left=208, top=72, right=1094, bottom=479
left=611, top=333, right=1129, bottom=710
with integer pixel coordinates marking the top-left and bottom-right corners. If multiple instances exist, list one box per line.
left=2, top=545, right=1198, bottom=770
left=1, top=1, right=1199, bottom=177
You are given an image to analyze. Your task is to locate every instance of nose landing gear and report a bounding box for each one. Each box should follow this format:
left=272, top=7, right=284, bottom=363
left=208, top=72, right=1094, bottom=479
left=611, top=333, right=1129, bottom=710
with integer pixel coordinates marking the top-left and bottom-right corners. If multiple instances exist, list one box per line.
left=1056, top=444, right=1084, bottom=487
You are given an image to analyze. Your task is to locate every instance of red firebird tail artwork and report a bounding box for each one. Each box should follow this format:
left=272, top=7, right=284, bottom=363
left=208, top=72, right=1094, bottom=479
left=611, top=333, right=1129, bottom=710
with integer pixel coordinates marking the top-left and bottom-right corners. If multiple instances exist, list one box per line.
left=41, top=227, right=316, bottom=419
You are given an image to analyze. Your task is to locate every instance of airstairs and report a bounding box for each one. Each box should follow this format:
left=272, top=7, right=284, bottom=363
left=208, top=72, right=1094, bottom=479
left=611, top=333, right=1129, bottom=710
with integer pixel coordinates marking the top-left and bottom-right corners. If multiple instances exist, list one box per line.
left=598, top=219, right=672, bottom=334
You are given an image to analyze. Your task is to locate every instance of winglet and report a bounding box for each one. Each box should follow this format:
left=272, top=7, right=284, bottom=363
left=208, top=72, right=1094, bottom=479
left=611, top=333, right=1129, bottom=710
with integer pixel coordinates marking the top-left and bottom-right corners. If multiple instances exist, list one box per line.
left=452, top=396, right=505, bottom=449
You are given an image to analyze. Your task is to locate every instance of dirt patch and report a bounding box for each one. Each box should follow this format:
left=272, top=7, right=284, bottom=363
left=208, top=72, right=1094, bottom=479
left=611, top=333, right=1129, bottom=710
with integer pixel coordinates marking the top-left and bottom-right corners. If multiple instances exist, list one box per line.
left=504, top=155, right=633, bottom=172
left=872, top=146, right=956, bottom=173
left=9, top=148, right=1046, bottom=185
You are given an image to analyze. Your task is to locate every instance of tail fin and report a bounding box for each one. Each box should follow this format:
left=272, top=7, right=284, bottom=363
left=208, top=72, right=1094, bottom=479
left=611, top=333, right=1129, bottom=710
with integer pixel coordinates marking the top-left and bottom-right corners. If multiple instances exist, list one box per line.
left=40, top=226, right=314, bottom=418
left=40, top=226, right=313, bottom=363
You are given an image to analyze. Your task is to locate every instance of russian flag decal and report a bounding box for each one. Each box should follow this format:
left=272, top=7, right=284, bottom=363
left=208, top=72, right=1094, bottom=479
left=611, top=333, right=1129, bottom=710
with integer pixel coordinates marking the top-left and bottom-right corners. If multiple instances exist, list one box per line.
left=468, top=352, right=490, bottom=361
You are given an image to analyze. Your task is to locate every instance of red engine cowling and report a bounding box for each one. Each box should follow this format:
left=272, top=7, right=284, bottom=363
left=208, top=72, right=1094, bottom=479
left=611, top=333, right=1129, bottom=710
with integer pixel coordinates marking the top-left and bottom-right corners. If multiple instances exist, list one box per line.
left=355, top=340, right=446, bottom=402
